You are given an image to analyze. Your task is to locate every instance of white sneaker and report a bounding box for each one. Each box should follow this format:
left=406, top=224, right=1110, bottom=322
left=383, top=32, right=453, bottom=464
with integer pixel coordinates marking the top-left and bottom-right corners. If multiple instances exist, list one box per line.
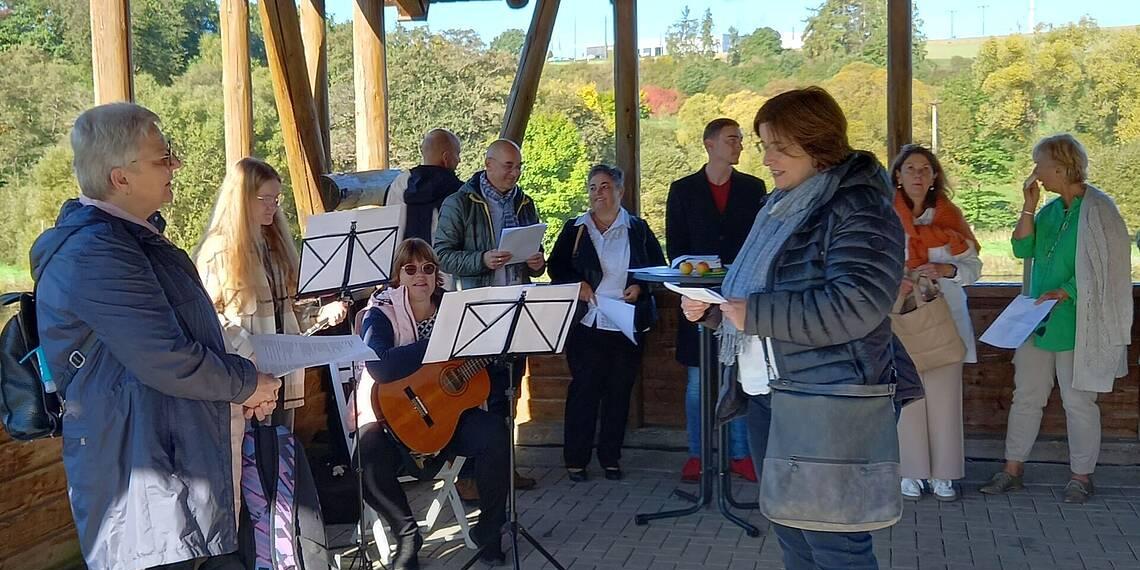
left=931, top=479, right=958, bottom=502
left=901, top=477, right=923, bottom=500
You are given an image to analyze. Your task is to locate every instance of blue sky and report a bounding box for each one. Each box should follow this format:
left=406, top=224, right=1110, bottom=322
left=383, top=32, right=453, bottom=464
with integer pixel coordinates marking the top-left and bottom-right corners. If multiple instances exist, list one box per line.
left=325, top=1, right=1138, bottom=58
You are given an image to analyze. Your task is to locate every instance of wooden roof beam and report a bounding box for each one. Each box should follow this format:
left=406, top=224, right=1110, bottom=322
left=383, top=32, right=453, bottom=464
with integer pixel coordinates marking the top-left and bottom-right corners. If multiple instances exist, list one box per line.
left=886, top=0, right=913, bottom=160
left=500, top=0, right=559, bottom=145
left=388, top=0, right=429, bottom=21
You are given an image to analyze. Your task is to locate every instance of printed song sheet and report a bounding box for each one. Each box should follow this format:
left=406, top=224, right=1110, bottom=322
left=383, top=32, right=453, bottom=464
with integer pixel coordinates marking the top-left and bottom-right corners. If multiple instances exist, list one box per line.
left=663, top=281, right=728, bottom=304
left=498, top=223, right=547, bottom=263
left=979, top=295, right=1058, bottom=349
left=595, top=295, right=637, bottom=344
left=251, top=334, right=378, bottom=377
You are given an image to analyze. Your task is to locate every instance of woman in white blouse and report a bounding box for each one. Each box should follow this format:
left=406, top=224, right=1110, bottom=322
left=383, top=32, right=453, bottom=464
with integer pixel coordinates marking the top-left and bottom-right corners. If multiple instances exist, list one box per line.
left=547, top=165, right=666, bottom=482
left=890, top=145, right=982, bottom=502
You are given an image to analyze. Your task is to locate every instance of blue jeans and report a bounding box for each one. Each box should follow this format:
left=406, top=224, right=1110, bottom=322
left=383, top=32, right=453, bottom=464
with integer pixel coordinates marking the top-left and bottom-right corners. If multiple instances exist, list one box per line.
left=686, top=366, right=749, bottom=459
left=744, top=393, right=879, bottom=570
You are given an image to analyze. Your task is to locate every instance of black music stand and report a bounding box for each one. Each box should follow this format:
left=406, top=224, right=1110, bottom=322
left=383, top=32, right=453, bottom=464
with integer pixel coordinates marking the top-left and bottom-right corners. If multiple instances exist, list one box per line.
left=298, top=206, right=403, bottom=299
left=423, top=284, right=579, bottom=570
left=297, top=207, right=402, bottom=569
left=628, top=270, right=760, bottom=537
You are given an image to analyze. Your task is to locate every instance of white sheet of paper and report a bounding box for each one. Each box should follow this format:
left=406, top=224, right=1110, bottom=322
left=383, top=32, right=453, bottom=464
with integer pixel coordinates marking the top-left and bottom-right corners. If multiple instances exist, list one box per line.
left=298, top=205, right=404, bottom=295
left=250, top=334, right=379, bottom=377
left=498, top=223, right=547, bottom=264
left=595, top=295, right=637, bottom=344
left=979, top=295, right=1058, bottom=349
left=663, top=281, right=728, bottom=304
left=424, top=284, right=580, bottom=363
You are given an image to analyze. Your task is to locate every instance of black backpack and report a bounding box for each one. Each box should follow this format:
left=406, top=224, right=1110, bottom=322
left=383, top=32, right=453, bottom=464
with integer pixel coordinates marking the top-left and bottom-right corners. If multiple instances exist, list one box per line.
left=0, top=229, right=96, bottom=440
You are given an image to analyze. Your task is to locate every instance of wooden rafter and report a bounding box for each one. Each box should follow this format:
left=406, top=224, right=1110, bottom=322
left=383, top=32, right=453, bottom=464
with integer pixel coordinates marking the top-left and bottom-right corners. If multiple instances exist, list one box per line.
left=499, top=0, right=559, bottom=145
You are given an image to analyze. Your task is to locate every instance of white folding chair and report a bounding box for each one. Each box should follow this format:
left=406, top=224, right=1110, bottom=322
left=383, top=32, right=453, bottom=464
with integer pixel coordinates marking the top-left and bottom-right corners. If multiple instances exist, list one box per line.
left=328, top=363, right=476, bottom=567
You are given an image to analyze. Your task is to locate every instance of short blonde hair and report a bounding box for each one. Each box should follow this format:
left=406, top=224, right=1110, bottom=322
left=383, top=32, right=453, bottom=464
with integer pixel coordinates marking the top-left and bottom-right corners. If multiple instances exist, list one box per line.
left=1032, top=134, right=1088, bottom=184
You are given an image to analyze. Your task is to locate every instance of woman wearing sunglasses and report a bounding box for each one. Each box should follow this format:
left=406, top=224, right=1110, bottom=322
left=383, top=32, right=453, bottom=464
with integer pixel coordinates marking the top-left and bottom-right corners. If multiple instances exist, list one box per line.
left=195, top=158, right=350, bottom=429
left=356, top=238, right=509, bottom=568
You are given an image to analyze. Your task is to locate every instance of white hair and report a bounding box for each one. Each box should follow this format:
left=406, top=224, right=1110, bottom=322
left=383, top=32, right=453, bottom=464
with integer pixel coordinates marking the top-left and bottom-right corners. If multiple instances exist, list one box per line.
left=70, top=103, right=161, bottom=199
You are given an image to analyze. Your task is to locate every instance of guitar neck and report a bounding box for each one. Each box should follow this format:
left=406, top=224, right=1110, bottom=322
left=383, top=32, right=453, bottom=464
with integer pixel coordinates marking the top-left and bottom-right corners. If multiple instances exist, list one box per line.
left=455, top=357, right=496, bottom=380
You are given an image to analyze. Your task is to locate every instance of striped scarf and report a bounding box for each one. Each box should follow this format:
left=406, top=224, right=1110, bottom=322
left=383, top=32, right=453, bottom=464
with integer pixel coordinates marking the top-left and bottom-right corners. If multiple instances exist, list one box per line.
left=480, top=173, right=524, bottom=284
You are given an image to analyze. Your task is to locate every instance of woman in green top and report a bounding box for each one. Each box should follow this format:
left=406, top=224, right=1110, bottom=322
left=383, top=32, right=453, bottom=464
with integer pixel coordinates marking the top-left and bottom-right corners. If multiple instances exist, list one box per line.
left=979, top=134, right=1133, bottom=504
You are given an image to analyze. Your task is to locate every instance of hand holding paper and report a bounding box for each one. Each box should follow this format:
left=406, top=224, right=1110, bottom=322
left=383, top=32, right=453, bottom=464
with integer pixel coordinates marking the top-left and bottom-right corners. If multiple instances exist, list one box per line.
left=979, top=295, right=1058, bottom=349
left=251, top=334, right=379, bottom=377
left=498, top=223, right=547, bottom=264
left=663, top=281, right=727, bottom=304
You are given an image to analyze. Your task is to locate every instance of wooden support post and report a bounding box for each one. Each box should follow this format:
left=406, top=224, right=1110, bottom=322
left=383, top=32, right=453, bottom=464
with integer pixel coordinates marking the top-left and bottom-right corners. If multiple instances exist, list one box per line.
left=257, top=0, right=332, bottom=230
left=90, top=0, right=134, bottom=104
left=499, top=0, right=560, bottom=145
left=301, top=0, right=331, bottom=167
left=220, top=0, right=254, bottom=167
left=613, top=0, right=640, bottom=215
left=354, top=0, right=389, bottom=170
left=887, top=0, right=913, bottom=160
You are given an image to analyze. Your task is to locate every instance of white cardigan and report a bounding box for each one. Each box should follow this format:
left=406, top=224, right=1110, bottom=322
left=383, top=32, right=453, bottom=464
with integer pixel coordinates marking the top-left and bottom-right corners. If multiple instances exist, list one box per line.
left=907, top=208, right=983, bottom=364
left=1069, top=186, right=1131, bottom=392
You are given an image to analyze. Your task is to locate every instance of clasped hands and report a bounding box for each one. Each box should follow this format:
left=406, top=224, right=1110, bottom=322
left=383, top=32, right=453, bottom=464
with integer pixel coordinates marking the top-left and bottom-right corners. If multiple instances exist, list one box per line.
left=242, top=372, right=283, bottom=422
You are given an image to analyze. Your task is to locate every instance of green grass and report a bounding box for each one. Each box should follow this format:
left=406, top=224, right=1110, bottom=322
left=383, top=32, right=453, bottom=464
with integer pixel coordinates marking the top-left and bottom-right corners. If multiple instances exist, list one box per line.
left=1, top=263, right=32, bottom=292
left=926, top=37, right=988, bottom=61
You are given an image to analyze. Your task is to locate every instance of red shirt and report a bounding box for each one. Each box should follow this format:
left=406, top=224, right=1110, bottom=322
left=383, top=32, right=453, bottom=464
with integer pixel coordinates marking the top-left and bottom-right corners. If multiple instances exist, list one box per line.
left=708, top=176, right=732, bottom=214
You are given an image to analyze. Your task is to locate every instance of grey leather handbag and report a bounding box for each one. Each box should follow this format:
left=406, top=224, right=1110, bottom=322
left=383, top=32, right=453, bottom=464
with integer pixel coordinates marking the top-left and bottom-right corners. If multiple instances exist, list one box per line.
left=758, top=378, right=902, bottom=532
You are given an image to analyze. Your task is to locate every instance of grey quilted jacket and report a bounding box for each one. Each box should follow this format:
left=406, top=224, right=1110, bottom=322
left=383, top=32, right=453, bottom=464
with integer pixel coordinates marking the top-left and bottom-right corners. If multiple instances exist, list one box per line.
left=742, top=153, right=921, bottom=402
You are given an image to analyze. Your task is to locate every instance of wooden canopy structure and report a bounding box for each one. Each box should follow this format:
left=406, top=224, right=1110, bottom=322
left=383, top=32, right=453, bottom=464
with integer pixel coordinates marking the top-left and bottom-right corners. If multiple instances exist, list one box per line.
left=91, top=0, right=919, bottom=221
left=15, top=3, right=1140, bottom=569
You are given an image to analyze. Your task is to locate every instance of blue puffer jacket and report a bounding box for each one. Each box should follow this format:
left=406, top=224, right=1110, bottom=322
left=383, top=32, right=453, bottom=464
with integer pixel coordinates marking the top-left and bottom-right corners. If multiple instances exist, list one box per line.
left=31, top=200, right=258, bottom=570
left=742, top=153, right=922, bottom=403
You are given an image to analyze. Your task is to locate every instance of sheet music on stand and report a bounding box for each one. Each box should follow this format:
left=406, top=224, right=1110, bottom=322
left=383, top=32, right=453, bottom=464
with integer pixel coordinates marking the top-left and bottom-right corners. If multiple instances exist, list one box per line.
left=423, top=284, right=581, bottom=364
left=298, top=205, right=403, bottom=297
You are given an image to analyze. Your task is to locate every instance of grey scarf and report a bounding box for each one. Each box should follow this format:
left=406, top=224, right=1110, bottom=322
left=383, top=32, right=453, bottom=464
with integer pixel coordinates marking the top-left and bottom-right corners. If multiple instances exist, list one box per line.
left=718, top=169, right=842, bottom=365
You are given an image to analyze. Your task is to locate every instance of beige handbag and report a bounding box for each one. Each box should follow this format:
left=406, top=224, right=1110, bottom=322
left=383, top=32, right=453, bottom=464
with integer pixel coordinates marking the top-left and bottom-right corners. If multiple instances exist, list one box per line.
left=889, top=272, right=965, bottom=373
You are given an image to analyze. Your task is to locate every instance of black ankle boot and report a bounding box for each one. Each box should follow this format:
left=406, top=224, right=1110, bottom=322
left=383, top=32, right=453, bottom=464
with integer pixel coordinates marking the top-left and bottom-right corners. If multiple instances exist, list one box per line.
left=391, top=531, right=423, bottom=570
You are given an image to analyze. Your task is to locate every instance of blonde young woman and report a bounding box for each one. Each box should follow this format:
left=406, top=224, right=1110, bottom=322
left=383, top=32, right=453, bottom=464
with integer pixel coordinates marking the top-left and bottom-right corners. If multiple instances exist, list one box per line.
left=195, top=157, right=349, bottom=439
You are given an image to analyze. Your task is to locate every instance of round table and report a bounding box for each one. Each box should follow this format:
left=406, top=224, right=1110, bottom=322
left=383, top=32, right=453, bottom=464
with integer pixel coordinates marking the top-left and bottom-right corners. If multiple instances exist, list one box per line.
left=629, top=269, right=760, bottom=537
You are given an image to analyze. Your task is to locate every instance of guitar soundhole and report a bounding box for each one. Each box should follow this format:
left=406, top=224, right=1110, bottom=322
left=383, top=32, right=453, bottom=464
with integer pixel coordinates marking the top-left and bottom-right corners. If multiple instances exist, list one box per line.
left=440, top=369, right=466, bottom=396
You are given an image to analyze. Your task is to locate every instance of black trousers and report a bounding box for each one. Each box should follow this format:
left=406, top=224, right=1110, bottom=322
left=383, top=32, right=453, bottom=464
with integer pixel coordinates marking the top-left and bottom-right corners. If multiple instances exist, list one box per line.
left=563, top=325, right=642, bottom=468
left=358, top=409, right=509, bottom=544
left=460, top=359, right=525, bottom=479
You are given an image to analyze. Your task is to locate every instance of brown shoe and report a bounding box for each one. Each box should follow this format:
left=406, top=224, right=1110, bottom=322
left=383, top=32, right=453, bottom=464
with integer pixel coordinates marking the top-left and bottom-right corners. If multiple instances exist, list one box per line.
left=456, top=478, right=479, bottom=503
left=978, top=471, right=1024, bottom=495
left=1063, top=478, right=1094, bottom=504
left=513, top=470, right=537, bottom=490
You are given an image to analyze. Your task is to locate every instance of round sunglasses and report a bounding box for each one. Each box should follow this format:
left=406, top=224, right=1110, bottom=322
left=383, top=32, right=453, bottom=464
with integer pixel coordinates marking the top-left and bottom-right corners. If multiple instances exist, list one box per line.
left=401, top=263, right=437, bottom=276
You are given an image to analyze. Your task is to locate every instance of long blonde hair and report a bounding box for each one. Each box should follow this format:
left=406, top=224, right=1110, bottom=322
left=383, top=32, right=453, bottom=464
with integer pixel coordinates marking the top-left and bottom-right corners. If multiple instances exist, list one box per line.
left=195, top=157, right=300, bottom=313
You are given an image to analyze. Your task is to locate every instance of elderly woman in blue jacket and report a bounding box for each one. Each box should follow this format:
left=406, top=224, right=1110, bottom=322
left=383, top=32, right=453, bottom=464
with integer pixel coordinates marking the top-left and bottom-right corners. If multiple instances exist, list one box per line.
left=680, top=87, right=911, bottom=570
left=30, top=103, right=281, bottom=570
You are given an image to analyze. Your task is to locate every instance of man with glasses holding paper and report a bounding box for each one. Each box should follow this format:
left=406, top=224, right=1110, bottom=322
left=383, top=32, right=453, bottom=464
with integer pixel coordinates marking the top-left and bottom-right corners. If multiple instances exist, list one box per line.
left=434, top=138, right=546, bottom=496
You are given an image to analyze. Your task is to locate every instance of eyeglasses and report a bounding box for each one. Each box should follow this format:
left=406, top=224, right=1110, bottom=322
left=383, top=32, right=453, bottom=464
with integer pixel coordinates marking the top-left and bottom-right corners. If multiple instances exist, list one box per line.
left=128, top=137, right=180, bottom=168
left=257, top=195, right=282, bottom=206
left=402, top=263, right=437, bottom=276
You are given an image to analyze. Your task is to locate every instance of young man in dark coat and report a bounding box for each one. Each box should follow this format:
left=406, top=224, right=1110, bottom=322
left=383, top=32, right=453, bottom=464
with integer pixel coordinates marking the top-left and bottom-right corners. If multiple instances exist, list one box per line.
left=665, top=117, right=767, bottom=483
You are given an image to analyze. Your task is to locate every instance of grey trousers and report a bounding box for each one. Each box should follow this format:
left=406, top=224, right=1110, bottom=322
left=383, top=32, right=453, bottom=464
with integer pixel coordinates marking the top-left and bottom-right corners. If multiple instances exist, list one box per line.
left=1004, top=342, right=1102, bottom=475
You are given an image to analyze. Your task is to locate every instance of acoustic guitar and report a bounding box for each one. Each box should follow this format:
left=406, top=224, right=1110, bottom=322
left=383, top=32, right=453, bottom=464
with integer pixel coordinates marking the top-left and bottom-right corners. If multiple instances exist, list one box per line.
left=371, top=357, right=493, bottom=454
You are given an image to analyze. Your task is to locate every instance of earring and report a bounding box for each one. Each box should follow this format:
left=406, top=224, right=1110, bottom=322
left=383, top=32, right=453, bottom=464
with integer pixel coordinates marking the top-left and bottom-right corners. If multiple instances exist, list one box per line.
left=927, top=185, right=935, bottom=193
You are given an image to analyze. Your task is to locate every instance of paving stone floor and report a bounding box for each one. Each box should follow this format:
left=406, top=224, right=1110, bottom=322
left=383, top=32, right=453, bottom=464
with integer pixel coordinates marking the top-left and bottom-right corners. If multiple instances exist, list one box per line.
left=329, top=447, right=1140, bottom=570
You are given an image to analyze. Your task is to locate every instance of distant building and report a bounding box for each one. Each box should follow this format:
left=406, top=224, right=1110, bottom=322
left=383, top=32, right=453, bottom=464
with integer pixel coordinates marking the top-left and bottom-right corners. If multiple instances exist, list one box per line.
left=583, top=40, right=667, bottom=60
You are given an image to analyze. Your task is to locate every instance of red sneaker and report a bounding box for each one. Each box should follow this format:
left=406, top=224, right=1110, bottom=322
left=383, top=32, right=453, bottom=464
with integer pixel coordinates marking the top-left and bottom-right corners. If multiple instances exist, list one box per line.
left=680, top=457, right=701, bottom=483
left=731, top=457, right=758, bottom=482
